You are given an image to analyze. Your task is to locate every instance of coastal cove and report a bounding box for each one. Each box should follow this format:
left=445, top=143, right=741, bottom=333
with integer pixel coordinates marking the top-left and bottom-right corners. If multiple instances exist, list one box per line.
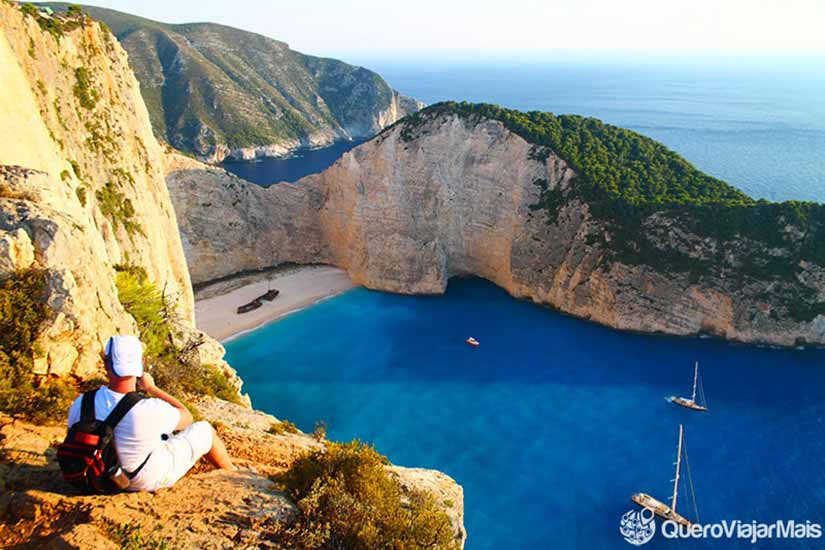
left=221, top=140, right=365, bottom=186
left=224, top=278, right=825, bottom=549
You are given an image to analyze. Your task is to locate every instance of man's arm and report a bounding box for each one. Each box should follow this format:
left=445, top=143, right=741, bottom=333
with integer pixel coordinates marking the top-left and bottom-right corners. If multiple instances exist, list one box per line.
left=137, top=372, right=193, bottom=431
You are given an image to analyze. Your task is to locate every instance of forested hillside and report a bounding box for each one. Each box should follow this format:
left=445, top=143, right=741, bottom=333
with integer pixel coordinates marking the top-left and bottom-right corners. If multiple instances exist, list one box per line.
left=46, top=3, right=422, bottom=160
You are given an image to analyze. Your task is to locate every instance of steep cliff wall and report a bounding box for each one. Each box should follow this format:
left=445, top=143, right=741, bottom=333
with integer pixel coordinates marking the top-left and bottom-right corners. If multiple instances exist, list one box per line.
left=0, top=4, right=230, bottom=379
left=1, top=12, right=464, bottom=547
left=165, top=152, right=332, bottom=284
left=168, top=110, right=825, bottom=347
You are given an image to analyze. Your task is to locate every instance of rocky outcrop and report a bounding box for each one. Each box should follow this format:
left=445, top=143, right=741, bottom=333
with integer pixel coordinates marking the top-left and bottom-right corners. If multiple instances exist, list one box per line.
left=0, top=396, right=466, bottom=548
left=211, top=91, right=424, bottom=163
left=168, top=112, right=825, bottom=347
left=0, top=5, right=238, bottom=386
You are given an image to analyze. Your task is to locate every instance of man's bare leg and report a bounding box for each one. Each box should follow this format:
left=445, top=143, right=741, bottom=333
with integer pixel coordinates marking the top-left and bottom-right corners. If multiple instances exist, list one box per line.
left=205, top=425, right=236, bottom=470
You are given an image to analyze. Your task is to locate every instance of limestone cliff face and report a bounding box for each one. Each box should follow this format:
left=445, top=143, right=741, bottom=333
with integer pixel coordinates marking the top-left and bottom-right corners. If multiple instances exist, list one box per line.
left=0, top=5, right=234, bottom=381
left=168, top=113, right=825, bottom=347
left=165, top=153, right=332, bottom=284
left=0, top=10, right=465, bottom=541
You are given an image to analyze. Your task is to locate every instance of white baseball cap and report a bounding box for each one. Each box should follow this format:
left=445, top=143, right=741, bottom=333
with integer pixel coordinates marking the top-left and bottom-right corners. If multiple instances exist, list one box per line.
left=104, top=335, right=144, bottom=377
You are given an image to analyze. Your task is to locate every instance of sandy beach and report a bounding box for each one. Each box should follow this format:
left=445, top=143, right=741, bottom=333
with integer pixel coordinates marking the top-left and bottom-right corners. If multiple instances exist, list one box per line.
left=194, top=265, right=354, bottom=342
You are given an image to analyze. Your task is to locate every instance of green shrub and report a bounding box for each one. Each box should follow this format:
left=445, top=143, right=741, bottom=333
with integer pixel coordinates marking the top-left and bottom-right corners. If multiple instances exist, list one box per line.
left=269, top=420, right=299, bottom=436
left=75, top=185, right=87, bottom=206
left=114, top=265, right=171, bottom=358
left=73, top=67, right=98, bottom=110
left=152, top=359, right=241, bottom=405
left=273, top=441, right=458, bottom=549
left=107, top=521, right=168, bottom=550
left=20, top=3, right=38, bottom=17
left=60, top=169, right=71, bottom=182
left=96, top=181, right=142, bottom=236
left=312, top=420, right=327, bottom=442
left=0, top=269, right=75, bottom=423
left=114, top=265, right=241, bottom=404
left=69, top=159, right=82, bottom=179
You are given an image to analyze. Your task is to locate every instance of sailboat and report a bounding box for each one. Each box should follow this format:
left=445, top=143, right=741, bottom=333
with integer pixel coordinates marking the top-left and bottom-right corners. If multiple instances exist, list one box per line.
left=631, top=424, right=699, bottom=527
left=669, top=362, right=708, bottom=412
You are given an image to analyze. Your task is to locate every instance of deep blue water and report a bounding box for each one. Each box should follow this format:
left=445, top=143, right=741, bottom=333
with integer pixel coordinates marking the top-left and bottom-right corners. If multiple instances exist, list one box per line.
left=225, top=278, right=825, bottom=549
left=223, top=55, right=825, bottom=546
left=221, top=139, right=364, bottom=186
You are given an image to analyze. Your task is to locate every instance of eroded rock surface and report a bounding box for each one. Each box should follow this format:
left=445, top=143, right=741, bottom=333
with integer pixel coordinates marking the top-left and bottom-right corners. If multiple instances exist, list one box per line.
left=168, top=114, right=825, bottom=346
left=0, top=5, right=240, bottom=389
left=0, top=397, right=465, bottom=549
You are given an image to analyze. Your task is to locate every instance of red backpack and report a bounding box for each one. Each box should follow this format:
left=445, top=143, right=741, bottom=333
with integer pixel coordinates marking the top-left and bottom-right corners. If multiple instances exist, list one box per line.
left=56, top=389, right=149, bottom=494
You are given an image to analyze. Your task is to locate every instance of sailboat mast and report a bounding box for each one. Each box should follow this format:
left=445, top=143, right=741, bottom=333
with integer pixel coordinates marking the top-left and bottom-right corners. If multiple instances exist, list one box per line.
left=672, top=424, right=684, bottom=513
left=691, top=362, right=699, bottom=403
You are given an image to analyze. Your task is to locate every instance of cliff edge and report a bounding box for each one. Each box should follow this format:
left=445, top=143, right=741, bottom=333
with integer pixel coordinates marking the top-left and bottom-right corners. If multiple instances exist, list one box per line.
left=0, top=3, right=232, bottom=380
left=0, top=6, right=464, bottom=547
left=0, top=397, right=465, bottom=548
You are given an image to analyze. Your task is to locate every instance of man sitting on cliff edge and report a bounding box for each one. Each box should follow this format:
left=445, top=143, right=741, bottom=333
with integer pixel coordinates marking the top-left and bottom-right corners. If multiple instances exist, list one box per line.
left=65, top=335, right=236, bottom=491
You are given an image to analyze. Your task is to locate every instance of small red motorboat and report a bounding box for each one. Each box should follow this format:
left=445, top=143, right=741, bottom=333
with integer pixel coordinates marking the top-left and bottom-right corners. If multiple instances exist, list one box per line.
left=466, top=337, right=480, bottom=347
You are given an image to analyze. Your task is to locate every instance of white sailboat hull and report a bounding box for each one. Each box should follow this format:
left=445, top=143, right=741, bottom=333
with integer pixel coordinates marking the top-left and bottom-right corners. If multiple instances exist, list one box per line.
left=669, top=396, right=707, bottom=411
left=631, top=493, right=693, bottom=527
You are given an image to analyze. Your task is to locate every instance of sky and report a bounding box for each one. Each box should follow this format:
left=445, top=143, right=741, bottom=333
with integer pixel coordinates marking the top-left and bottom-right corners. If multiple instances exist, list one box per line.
left=57, top=0, right=825, bottom=58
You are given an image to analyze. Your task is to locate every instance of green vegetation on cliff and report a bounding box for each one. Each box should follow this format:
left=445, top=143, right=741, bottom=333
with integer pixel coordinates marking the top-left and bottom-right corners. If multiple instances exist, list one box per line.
left=403, top=102, right=825, bottom=278
left=274, top=440, right=458, bottom=549
left=96, top=180, right=142, bottom=236
left=407, top=101, right=750, bottom=207
left=0, top=269, right=75, bottom=423
left=45, top=3, right=414, bottom=158
left=19, top=3, right=89, bottom=39
left=114, top=265, right=241, bottom=405
left=398, top=102, right=825, bottom=322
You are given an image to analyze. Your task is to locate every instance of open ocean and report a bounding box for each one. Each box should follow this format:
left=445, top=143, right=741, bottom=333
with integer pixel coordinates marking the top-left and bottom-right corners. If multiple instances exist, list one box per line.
left=229, top=54, right=825, bottom=202
left=224, top=56, right=825, bottom=548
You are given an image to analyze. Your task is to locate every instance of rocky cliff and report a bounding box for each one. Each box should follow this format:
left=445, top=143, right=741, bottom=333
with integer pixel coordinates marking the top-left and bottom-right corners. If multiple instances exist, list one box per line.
left=168, top=106, right=825, bottom=347
left=1, top=8, right=464, bottom=547
left=46, top=3, right=424, bottom=162
left=1, top=397, right=466, bottom=548
left=0, top=3, right=237, bottom=381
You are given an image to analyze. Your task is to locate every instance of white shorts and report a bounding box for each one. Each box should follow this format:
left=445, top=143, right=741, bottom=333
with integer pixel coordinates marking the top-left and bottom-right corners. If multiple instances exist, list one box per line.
left=130, top=421, right=213, bottom=491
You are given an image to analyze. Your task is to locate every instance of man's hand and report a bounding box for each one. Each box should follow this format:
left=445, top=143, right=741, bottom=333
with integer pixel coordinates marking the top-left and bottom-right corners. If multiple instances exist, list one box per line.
left=137, top=372, right=157, bottom=394
left=137, top=372, right=193, bottom=431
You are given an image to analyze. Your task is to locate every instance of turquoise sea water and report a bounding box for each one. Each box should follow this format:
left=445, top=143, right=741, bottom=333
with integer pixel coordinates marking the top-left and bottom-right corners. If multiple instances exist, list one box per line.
left=225, top=279, right=825, bottom=549
left=223, top=56, right=825, bottom=547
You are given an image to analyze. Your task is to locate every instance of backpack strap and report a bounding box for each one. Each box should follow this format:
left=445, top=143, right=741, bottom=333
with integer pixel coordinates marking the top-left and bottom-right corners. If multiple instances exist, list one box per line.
left=103, top=391, right=152, bottom=481
left=80, top=390, right=97, bottom=424
left=126, top=452, right=152, bottom=479
left=103, top=391, right=143, bottom=429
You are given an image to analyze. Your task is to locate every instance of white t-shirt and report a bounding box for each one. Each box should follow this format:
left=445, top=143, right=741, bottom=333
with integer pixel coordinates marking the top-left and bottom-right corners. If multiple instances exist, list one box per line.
left=67, top=386, right=181, bottom=491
